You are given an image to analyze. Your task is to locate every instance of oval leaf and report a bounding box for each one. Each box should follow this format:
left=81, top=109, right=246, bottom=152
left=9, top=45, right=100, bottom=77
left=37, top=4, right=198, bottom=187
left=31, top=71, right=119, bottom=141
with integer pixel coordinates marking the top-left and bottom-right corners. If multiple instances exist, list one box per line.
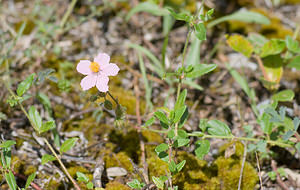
left=28, top=106, right=42, bottom=130
left=207, top=120, right=232, bottom=136
left=227, top=35, right=253, bottom=58
left=186, top=64, right=217, bottom=79
left=260, top=39, right=286, bottom=58
left=271, top=90, right=294, bottom=102
left=60, top=138, right=78, bottom=153
left=195, top=140, right=210, bottom=159
left=17, top=73, right=35, bottom=96
left=41, top=154, right=56, bottom=165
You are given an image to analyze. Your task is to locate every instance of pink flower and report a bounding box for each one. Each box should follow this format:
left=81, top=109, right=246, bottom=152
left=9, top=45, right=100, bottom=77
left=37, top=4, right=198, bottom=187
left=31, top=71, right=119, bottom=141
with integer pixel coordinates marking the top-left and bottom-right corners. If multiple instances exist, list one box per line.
left=77, top=53, right=119, bottom=92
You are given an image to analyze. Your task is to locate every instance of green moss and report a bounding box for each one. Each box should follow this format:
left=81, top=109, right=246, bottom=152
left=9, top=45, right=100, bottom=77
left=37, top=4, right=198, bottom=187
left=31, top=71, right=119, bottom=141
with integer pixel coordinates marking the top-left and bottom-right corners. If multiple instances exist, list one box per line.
left=215, top=157, right=258, bottom=190
left=147, top=156, right=169, bottom=177
left=67, top=166, right=90, bottom=178
left=24, top=165, right=37, bottom=176
left=53, top=104, right=68, bottom=118
left=105, top=181, right=131, bottom=190
left=104, top=152, right=134, bottom=173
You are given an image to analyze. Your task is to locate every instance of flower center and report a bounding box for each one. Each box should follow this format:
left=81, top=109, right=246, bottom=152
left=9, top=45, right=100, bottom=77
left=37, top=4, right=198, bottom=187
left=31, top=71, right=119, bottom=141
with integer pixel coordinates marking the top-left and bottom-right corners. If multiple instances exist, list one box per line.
left=90, top=62, right=100, bottom=72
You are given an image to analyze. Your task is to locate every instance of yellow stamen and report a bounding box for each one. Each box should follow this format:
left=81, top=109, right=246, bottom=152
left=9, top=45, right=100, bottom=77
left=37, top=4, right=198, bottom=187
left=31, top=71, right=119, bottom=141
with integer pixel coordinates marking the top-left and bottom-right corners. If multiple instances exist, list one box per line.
left=90, top=62, right=100, bottom=72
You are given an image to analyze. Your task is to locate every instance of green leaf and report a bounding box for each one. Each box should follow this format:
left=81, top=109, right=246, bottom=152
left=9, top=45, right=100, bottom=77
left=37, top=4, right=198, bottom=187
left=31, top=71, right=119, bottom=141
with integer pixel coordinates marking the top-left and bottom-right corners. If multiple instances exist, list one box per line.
left=127, top=179, right=145, bottom=189
left=168, top=160, right=177, bottom=173
left=260, top=39, right=286, bottom=58
left=86, top=181, right=94, bottom=189
left=126, top=2, right=169, bottom=21
left=173, top=106, right=186, bottom=123
left=207, top=120, right=232, bottom=136
left=167, top=129, right=175, bottom=139
left=40, top=120, right=56, bottom=133
left=177, top=129, right=188, bottom=138
left=176, top=160, right=186, bottom=172
left=175, top=89, right=187, bottom=111
left=28, top=106, right=42, bottom=131
left=60, top=138, right=78, bottom=153
left=285, top=35, right=300, bottom=53
left=154, top=110, right=169, bottom=124
left=145, top=117, right=155, bottom=127
left=1, top=147, right=12, bottom=169
left=174, top=138, right=190, bottom=147
left=199, top=119, right=208, bottom=132
left=195, top=140, right=210, bottom=159
left=194, top=23, right=206, bottom=41
left=0, top=140, right=16, bottom=148
left=152, top=176, right=164, bottom=189
left=271, top=90, right=294, bottom=102
left=207, top=9, right=270, bottom=28
left=248, top=33, right=268, bottom=48
left=41, top=154, right=56, bottom=165
left=76, top=172, right=89, bottom=183
left=5, top=171, right=17, bottom=190
left=259, top=113, right=272, bottom=135
left=227, top=35, right=253, bottom=57
left=182, top=79, right=203, bottom=90
left=25, top=172, right=36, bottom=189
left=185, top=64, right=217, bottom=79
left=167, top=8, right=193, bottom=23
left=186, top=33, right=201, bottom=66
left=287, top=55, right=300, bottom=70
left=256, top=140, right=267, bottom=153
left=262, top=54, right=283, bottom=84
left=17, top=73, right=35, bottom=96
left=293, top=117, right=300, bottom=131
left=155, top=143, right=168, bottom=153
left=104, top=100, right=113, bottom=110
left=282, top=130, right=294, bottom=141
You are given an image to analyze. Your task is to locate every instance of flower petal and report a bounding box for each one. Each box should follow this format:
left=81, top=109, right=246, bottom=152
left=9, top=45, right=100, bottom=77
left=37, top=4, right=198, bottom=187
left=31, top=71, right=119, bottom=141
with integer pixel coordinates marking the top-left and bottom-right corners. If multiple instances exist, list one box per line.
left=77, top=60, right=92, bottom=75
left=94, top=53, right=110, bottom=67
left=96, top=74, right=109, bottom=92
left=102, top=63, right=120, bottom=76
left=80, top=74, right=97, bottom=90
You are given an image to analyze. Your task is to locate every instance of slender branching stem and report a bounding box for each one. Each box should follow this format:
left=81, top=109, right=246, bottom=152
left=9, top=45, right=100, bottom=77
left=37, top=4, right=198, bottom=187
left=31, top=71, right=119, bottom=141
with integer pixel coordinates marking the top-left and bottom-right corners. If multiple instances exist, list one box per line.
left=2, top=79, right=81, bottom=190
left=60, top=0, right=78, bottom=28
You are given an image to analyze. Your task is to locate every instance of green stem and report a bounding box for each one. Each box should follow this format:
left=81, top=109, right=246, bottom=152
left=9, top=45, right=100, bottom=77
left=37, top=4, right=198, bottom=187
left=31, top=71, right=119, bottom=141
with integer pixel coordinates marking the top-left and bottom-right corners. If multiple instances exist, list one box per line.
left=188, top=133, right=293, bottom=148
left=60, top=0, right=78, bottom=28
left=2, top=79, right=81, bottom=190
left=107, top=91, right=118, bottom=104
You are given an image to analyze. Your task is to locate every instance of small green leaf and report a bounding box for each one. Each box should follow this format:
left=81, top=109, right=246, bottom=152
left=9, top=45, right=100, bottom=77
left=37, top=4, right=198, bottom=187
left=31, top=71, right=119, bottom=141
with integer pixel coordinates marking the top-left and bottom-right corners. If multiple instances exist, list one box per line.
left=287, top=55, right=300, bottom=70
left=155, top=143, right=168, bottom=153
left=17, top=73, right=35, bottom=96
left=293, top=117, right=300, bottom=131
left=167, top=129, right=175, bottom=139
left=199, top=119, right=208, bottom=132
left=154, top=110, right=169, bottom=124
left=176, top=160, right=186, bottom=172
left=25, top=172, right=36, bottom=189
left=173, top=106, right=186, bottom=123
left=194, top=23, right=206, bottom=41
left=40, top=120, right=56, bottom=133
left=262, top=54, right=283, bottom=85
left=104, top=100, right=113, bottom=110
left=152, top=176, right=164, bottom=189
left=145, top=117, right=155, bottom=127
left=207, top=120, right=232, bottom=136
left=282, top=130, right=294, bottom=141
left=257, top=140, right=267, bottom=153
left=5, top=171, right=17, bottom=190
left=271, top=89, right=294, bottom=102
left=168, top=8, right=193, bottom=23
left=195, top=140, right=210, bottom=159
left=268, top=171, right=277, bottom=181
left=185, top=64, right=217, bottom=79
left=0, top=140, right=16, bottom=148
left=177, top=129, right=188, bottom=138
left=168, top=160, right=177, bottom=173
left=285, top=36, right=300, bottom=53
left=175, top=89, right=187, bottom=111
left=28, top=106, right=42, bottom=130
left=127, top=179, right=145, bottom=189
left=174, top=138, right=190, bottom=147
left=260, top=39, right=286, bottom=58
left=60, top=138, right=78, bottom=153
left=41, top=154, right=56, bottom=165
left=76, top=172, right=89, bottom=183
left=227, top=35, right=253, bottom=57
left=86, top=181, right=94, bottom=189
